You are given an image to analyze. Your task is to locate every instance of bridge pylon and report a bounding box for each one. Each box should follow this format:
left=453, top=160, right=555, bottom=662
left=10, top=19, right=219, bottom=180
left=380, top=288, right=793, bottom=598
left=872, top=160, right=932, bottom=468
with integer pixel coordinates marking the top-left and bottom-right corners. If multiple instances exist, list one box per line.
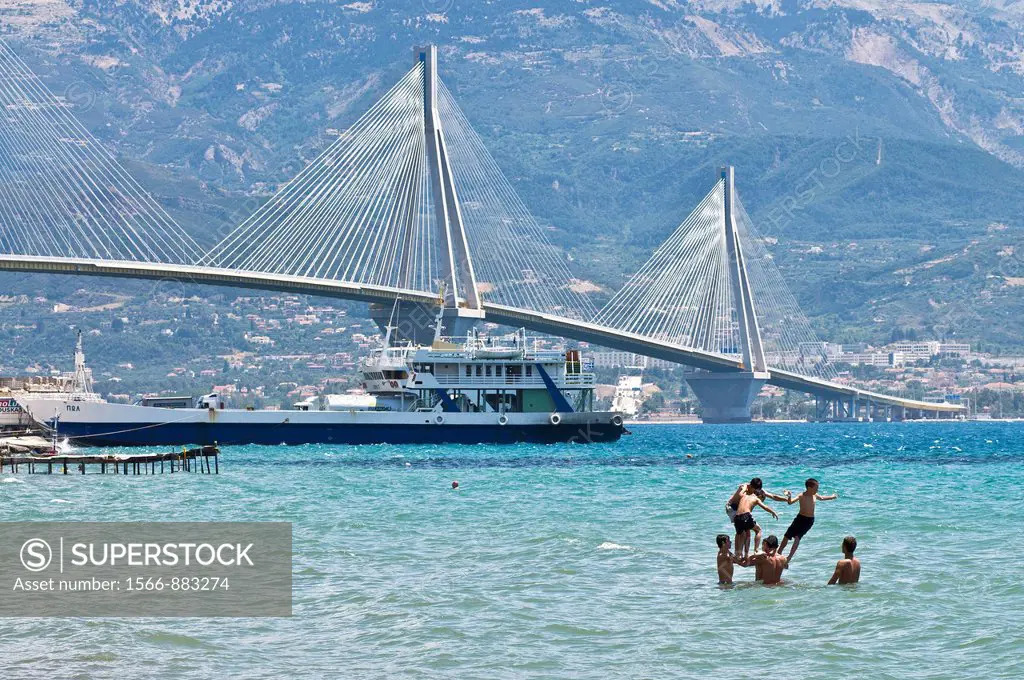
left=684, top=167, right=770, bottom=423
left=370, top=45, right=485, bottom=343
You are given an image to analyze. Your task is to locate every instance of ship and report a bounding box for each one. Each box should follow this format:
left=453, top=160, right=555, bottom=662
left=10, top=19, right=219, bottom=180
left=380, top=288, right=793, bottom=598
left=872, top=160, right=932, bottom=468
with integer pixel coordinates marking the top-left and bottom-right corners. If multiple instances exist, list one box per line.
left=1, top=331, right=103, bottom=431
left=611, top=365, right=646, bottom=418
left=18, top=328, right=625, bottom=446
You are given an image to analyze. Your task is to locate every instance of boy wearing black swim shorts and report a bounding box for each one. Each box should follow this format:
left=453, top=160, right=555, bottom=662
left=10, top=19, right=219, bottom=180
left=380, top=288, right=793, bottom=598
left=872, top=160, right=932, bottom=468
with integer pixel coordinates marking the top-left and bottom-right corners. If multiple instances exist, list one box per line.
left=779, top=478, right=838, bottom=560
left=725, top=478, right=790, bottom=521
left=732, top=488, right=778, bottom=560
left=725, top=478, right=791, bottom=555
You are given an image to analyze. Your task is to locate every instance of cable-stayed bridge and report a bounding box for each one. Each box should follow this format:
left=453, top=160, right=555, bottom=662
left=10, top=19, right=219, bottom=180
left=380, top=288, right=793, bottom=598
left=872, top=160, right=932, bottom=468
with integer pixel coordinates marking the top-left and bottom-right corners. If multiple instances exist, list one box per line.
left=0, top=42, right=964, bottom=422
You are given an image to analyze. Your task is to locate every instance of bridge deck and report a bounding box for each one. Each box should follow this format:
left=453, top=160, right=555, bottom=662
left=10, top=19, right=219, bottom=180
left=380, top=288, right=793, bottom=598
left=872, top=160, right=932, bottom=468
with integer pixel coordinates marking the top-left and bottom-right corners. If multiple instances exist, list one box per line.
left=0, top=256, right=965, bottom=415
left=486, top=305, right=965, bottom=414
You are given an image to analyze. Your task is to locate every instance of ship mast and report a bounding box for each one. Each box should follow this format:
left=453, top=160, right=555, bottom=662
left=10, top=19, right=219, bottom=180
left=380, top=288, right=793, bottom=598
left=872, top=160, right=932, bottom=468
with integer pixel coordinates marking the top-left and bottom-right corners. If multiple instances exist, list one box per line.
left=73, top=330, right=93, bottom=394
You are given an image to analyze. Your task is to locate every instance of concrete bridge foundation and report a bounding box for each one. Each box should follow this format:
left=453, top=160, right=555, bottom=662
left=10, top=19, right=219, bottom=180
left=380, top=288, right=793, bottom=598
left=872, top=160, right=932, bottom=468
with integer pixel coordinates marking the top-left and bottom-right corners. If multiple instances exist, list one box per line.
left=685, top=370, right=769, bottom=424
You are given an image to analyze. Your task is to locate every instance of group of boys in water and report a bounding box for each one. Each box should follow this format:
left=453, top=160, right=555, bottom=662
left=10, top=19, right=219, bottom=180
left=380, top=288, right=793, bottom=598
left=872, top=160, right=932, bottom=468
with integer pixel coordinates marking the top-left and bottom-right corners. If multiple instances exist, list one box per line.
left=716, top=477, right=860, bottom=586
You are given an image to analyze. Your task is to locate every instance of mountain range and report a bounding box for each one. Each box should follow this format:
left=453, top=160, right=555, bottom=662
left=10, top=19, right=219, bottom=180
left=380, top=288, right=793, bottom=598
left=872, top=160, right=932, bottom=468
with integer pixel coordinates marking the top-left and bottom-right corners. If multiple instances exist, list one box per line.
left=2, top=0, right=1023, bottom=350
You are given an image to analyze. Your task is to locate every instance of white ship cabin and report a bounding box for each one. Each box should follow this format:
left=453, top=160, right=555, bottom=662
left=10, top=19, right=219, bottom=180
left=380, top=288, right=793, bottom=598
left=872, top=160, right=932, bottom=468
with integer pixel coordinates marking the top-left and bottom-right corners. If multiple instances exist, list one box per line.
left=358, top=330, right=597, bottom=414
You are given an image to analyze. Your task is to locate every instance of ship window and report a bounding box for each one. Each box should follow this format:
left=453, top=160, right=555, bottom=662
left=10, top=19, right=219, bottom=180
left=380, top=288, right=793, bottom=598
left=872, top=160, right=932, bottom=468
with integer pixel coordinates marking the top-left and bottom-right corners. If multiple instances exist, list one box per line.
left=526, top=365, right=533, bottom=377
left=485, top=365, right=492, bottom=377
left=496, top=365, right=503, bottom=376
left=465, top=366, right=471, bottom=377
left=475, top=365, right=482, bottom=377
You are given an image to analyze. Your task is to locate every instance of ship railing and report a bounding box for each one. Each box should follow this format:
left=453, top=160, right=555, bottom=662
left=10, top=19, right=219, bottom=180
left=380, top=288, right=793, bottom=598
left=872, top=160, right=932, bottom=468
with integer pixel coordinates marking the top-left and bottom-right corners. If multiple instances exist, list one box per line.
left=431, top=376, right=546, bottom=387
left=429, top=375, right=596, bottom=387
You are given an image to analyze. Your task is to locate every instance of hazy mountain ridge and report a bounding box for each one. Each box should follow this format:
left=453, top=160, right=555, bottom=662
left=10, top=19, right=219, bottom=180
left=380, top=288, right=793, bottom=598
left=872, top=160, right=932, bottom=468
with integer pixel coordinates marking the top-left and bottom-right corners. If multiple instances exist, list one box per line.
left=6, top=0, right=1017, bottom=176
left=10, top=0, right=1018, bottom=174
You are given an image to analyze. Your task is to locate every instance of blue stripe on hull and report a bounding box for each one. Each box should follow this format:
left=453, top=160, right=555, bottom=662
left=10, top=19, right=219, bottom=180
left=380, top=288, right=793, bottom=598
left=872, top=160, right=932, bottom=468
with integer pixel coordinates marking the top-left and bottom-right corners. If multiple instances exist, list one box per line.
left=56, top=422, right=625, bottom=447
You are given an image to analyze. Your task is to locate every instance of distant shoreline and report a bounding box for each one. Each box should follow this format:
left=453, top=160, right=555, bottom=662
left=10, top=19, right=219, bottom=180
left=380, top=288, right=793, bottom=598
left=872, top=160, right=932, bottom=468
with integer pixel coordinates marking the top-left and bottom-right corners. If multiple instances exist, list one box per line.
left=626, top=418, right=1022, bottom=425
left=626, top=420, right=703, bottom=426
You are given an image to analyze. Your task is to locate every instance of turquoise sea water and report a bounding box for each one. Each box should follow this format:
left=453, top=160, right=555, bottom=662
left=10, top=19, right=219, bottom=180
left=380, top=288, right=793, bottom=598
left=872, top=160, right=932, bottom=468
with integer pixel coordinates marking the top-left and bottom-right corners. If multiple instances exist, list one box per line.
left=0, top=422, right=1021, bottom=678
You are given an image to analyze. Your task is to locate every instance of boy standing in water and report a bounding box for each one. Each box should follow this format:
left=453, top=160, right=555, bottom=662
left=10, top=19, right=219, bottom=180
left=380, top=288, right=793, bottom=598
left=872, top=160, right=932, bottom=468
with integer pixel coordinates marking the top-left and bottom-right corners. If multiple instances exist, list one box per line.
left=733, top=487, right=778, bottom=560
left=716, top=534, right=744, bottom=585
left=779, top=478, right=838, bottom=560
left=827, top=536, right=861, bottom=585
left=745, top=535, right=789, bottom=585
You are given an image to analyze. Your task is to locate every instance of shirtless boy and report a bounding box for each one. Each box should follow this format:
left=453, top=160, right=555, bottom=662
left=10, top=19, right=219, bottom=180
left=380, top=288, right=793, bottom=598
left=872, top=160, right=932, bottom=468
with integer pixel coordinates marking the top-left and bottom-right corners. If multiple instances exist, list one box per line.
left=827, top=535, right=861, bottom=585
left=733, top=487, right=778, bottom=560
left=780, top=477, right=838, bottom=560
left=716, top=534, right=744, bottom=585
left=745, top=535, right=788, bottom=585
left=725, top=478, right=789, bottom=554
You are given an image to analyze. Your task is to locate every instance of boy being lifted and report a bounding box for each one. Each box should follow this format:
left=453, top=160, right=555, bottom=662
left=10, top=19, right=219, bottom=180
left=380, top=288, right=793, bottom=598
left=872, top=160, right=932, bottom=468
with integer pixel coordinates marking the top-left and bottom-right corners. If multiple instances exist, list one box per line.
left=733, top=486, right=779, bottom=560
left=779, top=477, right=838, bottom=560
left=725, top=478, right=789, bottom=554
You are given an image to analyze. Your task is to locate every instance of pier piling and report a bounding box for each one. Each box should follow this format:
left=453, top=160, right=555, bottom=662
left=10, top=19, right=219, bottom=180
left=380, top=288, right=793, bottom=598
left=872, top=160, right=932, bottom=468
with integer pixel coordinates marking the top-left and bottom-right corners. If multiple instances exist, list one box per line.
left=0, top=447, right=220, bottom=476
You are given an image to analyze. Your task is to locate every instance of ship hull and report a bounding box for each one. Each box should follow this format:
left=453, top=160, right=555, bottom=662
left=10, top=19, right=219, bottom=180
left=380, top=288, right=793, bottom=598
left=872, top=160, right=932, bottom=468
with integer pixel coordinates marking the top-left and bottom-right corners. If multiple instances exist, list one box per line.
left=19, top=399, right=624, bottom=446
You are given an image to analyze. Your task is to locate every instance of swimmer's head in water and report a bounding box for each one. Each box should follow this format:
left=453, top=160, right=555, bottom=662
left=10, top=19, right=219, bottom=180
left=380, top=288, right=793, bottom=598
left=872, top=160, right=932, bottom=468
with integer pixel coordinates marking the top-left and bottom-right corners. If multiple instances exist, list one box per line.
left=716, top=534, right=730, bottom=549
left=843, top=536, right=857, bottom=554
left=451, top=481, right=459, bottom=489
left=805, top=478, right=819, bottom=491
left=764, top=535, right=779, bottom=552
left=749, top=477, right=763, bottom=490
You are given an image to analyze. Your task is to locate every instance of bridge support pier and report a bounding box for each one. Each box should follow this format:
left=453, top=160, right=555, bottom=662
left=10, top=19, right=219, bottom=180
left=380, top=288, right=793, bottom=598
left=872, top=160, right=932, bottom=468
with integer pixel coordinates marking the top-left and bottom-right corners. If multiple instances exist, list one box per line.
left=814, top=396, right=916, bottom=422
left=813, top=395, right=862, bottom=421
left=685, top=371, right=769, bottom=424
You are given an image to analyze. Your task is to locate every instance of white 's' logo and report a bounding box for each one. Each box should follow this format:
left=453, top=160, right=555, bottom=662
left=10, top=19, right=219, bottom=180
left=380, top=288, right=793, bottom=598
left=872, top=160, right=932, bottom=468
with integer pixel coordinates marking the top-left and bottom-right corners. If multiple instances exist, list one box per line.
left=20, top=538, right=52, bottom=572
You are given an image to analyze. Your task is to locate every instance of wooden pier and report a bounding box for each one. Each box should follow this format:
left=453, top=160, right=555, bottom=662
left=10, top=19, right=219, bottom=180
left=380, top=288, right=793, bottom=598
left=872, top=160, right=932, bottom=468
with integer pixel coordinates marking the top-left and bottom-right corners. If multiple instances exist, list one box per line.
left=0, top=446, right=220, bottom=475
